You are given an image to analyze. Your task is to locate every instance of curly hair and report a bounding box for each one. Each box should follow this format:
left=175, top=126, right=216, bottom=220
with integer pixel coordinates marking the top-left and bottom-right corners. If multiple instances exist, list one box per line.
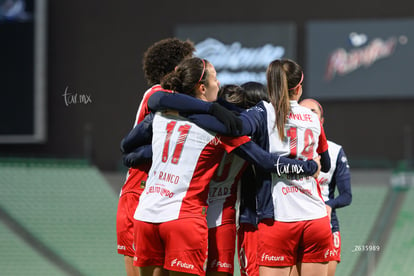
left=142, top=38, right=195, bottom=86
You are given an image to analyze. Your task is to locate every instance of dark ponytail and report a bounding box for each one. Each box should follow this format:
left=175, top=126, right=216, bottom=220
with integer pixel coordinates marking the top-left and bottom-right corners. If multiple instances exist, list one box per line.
left=161, top=57, right=208, bottom=97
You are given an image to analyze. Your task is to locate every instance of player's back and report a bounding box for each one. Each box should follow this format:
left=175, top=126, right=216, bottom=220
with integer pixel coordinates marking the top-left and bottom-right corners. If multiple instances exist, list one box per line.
left=262, top=101, right=326, bottom=222
left=266, top=101, right=321, bottom=160
left=135, top=112, right=232, bottom=223
left=207, top=153, right=247, bottom=228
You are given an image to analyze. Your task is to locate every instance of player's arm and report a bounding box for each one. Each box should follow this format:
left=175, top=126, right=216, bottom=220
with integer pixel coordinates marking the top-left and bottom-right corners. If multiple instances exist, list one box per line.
left=325, top=148, right=352, bottom=208
left=148, top=90, right=211, bottom=112
left=186, top=102, right=266, bottom=138
left=185, top=109, right=259, bottom=137
left=120, top=113, right=154, bottom=154
left=319, top=151, right=330, bottom=173
left=122, top=145, right=152, bottom=168
left=148, top=91, right=242, bottom=135
left=233, top=140, right=320, bottom=176
left=317, top=122, right=331, bottom=173
left=149, top=90, right=269, bottom=137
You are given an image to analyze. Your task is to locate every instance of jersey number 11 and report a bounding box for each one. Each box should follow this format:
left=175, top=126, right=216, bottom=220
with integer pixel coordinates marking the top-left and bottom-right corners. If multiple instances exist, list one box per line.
left=162, top=121, right=191, bottom=164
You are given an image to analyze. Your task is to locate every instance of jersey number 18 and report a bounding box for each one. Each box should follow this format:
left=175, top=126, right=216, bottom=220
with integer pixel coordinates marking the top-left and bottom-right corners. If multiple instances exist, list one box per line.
left=286, top=127, right=315, bottom=160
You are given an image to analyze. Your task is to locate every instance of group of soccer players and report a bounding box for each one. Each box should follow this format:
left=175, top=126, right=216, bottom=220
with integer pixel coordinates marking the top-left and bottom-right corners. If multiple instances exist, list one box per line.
left=116, top=38, right=352, bottom=276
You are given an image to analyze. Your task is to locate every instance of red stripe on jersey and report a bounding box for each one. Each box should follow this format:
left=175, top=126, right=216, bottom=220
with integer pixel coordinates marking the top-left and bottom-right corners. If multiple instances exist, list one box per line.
left=122, top=85, right=172, bottom=195
left=134, top=85, right=168, bottom=124
left=219, top=135, right=251, bottom=153
left=316, top=179, right=324, bottom=201
left=178, top=144, right=225, bottom=219
left=121, top=163, right=152, bottom=196
left=317, top=121, right=329, bottom=154
left=178, top=135, right=250, bottom=219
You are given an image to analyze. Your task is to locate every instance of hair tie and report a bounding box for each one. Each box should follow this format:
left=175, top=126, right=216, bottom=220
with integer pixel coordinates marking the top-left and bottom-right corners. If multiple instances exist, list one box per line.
left=308, top=98, right=324, bottom=118
left=193, top=59, right=206, bottom=89
left=197, top=59, right=206, bottom=83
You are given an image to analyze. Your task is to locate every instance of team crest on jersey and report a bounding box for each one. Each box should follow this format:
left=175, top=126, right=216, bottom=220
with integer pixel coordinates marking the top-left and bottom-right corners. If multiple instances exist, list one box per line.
left=341, top=156, right=350, bottom=168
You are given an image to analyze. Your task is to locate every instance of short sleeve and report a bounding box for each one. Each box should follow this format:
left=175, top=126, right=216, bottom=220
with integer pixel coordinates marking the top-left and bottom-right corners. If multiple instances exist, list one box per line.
left=317, top=121, right=329, bottom=154
left=218, top=135, right=251, bottom=153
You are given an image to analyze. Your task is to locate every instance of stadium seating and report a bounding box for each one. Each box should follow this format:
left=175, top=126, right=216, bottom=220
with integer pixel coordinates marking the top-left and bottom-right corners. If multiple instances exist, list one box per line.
left=334, top=186, right=388, bottom=276
left=375, top=185, right=414, bottom=275
left=0, top=158, right=124, bottom=275
left=1, top=158, right=404, bottom=276
left=0, top=219, right=67, bottom=275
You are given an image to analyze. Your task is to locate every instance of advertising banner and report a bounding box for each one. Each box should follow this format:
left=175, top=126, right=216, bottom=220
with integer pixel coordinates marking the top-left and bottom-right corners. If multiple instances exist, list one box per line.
left=176, top=23, right=296, bottom=85
left=306, top=18, right=413, bottom=100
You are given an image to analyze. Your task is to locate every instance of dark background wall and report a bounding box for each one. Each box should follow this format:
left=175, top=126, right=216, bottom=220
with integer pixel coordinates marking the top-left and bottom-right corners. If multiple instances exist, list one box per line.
left=1, top=0, right=413, bottom=170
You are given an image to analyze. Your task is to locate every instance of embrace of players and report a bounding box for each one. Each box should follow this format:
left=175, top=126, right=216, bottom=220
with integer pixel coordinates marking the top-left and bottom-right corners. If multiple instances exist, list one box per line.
left=117, top=38, right=352, bottom=276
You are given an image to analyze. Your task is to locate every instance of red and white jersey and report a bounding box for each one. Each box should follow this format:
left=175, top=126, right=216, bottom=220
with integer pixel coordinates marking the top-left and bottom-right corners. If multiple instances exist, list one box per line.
left=264, top=100, right=329, bottom=221
left=207, top=153, right=247, bottom=228
left=120, top=85, right=167, bottom=196
left=133, top=84, right=164, bottom=125
left=134, top=112, right=250, bottom=223
left=318, top=141, right=342, bottom=201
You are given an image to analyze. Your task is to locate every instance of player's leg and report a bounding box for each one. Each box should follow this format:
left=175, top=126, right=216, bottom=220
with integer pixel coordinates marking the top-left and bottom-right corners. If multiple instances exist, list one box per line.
left=125, top=256, right=139, bottom=276
left=259, top=266, right=291, bottom=276
left=237, top=223, right=259, bottom=276
left=289, top=264, right=299, bottom=276
left=139, top=266, right=167, bottom=276
left=207, top=223, right=236, bottom=276
left=134, top=220, right=165, bottom=276
left=298, top=262, right=328, bottom=276
left=162, top=217, right=208, bottom=276
left=206, top=271, right=230, bottom=276
left=327, top=261, right=338, bottom=276
left=327, top=231, right=341, bottom=276
left=257, top=219, right=301, bottom=276
left=298, top=216, right=332, bottom=276
left=117, top=193, right=140, bottom=276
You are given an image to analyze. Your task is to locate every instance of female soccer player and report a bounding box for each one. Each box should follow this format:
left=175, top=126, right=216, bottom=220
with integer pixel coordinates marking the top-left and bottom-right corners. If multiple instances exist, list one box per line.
left=237, top=81, right=268, bottom=276
left=206, top=84, right=269, bottom=276
left=143, top=59, right=332, bottom=276
left=256, top=60, right=331, bottom=276
left=116, top=38, right=195, bottom=276
left=298, top=98, right=352, bottom=276
left=121, top=58, right=321, bottom=276
left=117, top=38, right=240, bottom=276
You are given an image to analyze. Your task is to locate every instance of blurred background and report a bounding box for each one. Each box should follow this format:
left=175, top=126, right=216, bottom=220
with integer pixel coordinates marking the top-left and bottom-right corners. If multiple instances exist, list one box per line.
left=0, top=0, right=413, bottom=275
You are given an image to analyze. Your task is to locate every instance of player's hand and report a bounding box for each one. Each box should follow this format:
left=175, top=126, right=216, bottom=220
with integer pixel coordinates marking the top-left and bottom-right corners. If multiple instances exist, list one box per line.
left=122, top=146, right=152, bottom=168
left=312, top=155, right=321, bottom=178
left=326, top=205, right=332, bottom=221
left=209, top=102, right=243, bottom=135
